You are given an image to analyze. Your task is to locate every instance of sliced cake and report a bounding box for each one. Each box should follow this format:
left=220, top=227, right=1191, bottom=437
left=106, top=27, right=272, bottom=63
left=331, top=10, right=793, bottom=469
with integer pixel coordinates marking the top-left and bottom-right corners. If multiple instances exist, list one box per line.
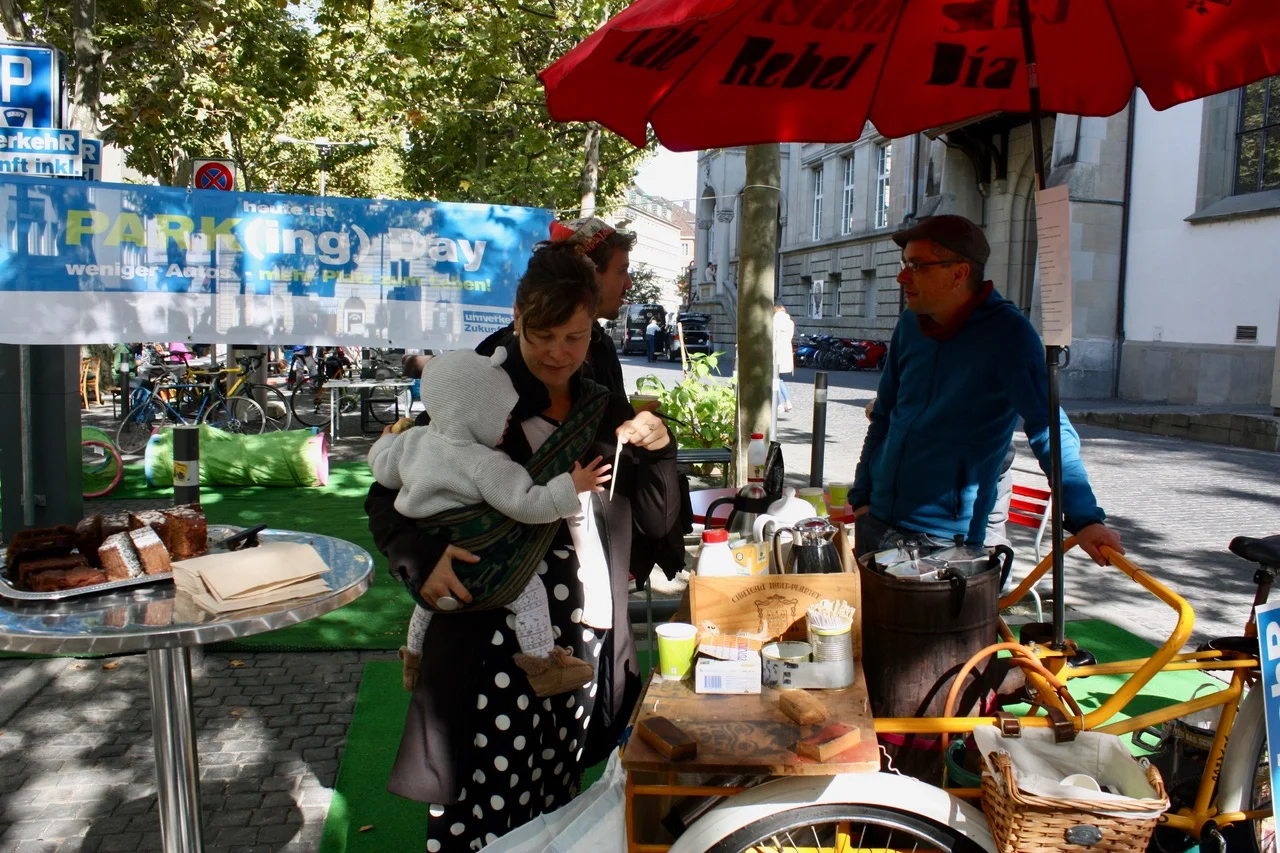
left=129, top=526, right=172, bottom=575
left=98, top=531, right=143, bottom=582
left=164, top=505, right=208, bottom=559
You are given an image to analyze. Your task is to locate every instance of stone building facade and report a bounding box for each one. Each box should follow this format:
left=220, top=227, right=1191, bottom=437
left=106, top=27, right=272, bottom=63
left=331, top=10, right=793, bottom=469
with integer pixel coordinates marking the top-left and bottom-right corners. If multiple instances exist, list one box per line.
left=694, top=79, right=1280, bottom=405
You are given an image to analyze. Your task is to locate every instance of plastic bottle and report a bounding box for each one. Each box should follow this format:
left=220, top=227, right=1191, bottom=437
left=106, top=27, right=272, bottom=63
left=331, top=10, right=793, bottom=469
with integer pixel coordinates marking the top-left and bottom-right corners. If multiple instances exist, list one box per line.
left=695, top=528, right=739, bottom=577
left=747, top=433, right=767, bottom=483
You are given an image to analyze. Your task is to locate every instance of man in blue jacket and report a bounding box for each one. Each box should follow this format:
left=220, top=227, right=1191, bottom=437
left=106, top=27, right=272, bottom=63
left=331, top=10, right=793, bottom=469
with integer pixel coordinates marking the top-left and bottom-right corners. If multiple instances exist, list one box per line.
left=850, top=215, right=1124, bottom=567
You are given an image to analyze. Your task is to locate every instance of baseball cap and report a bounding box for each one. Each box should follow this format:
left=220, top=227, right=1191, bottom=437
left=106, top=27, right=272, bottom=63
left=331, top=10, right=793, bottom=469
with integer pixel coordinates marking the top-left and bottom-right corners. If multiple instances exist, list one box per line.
left=892, top=214, right=990, bottom=266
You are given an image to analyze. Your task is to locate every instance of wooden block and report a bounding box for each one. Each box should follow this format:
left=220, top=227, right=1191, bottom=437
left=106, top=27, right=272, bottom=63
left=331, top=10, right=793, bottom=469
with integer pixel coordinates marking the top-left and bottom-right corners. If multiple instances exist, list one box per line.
left=779, top=690, right=827, bottom=726
left=796, top=723, right=862, bottom=762
left=637, top=716, right=698, bottom=761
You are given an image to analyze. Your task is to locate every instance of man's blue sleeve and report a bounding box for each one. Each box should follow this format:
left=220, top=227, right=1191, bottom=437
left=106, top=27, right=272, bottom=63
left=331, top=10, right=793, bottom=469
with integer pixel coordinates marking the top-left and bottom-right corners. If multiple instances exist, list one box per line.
left=999, top=325, right=1106, bottom=532
left=850, top=321, right=902, bottom=510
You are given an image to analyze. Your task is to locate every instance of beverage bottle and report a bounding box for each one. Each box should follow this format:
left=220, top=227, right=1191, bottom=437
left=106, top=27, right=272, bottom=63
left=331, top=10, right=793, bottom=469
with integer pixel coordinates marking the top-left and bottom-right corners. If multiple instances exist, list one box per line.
left=695, top=528, right=738, bottom=577
left=747, top=433, right=767, bottom=483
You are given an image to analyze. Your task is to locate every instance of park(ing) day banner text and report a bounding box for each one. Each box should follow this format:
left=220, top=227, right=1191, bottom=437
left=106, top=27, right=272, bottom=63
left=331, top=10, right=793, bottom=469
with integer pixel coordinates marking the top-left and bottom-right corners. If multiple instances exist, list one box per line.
left=0, top=175, right=554, bottom=347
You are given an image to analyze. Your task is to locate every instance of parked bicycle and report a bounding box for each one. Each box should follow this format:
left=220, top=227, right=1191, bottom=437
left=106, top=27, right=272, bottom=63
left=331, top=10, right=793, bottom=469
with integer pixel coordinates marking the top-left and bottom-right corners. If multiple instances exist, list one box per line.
left=115, top=361, right=270, bottom=454
left=289, top=350, right=406, bottom=430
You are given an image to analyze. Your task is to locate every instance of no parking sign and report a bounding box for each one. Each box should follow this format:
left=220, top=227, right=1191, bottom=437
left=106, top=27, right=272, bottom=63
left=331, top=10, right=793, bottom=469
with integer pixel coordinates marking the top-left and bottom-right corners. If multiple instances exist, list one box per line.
left=192, top=158, right=236, bottom=192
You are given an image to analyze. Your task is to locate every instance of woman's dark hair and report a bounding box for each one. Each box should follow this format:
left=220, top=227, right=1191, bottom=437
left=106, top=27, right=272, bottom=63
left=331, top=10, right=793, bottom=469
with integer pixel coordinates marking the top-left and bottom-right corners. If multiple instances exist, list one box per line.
left=517, top=242, right=600, bottom=330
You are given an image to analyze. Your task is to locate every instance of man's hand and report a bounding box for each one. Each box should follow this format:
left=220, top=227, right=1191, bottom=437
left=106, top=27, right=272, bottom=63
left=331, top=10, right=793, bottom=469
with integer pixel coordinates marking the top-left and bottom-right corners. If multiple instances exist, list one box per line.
left=1075, top=523, right=1125, bottom=566
left=852, top=505, right=871, bottom=519
left=417, top=545, right=479, bottom=609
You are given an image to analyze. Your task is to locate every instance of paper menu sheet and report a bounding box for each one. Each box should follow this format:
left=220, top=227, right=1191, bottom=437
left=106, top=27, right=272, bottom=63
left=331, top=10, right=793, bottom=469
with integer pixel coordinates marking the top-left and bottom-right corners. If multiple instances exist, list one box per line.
left=172, top=542, right=332, bottom=614
left=1036, top=184, right=1073, bottom=348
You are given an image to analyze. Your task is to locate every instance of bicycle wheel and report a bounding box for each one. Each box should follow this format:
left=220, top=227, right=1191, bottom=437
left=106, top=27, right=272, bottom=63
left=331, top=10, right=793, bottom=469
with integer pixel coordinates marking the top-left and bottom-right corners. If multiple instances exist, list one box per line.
left=291, top=379, right=331, bottom=427
left=202, top=396, right=266, bottom=435
left=365, top=385, right=409, bottom=425
left=81, top=440, right=123, bottom=498
left=117, top=397, right=164, bottom=454
left=243, top=383, right=292, bottom=431
left=1226, top=739, right=1275, bottom=853
left=703, top=803, right=984, bottom=853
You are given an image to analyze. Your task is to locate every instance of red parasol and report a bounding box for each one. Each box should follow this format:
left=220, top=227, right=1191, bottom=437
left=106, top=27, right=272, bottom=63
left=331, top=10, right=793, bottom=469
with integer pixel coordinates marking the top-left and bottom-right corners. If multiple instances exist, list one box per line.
left=543, top=0, right=1280, bottom=649
left=541, top=0, right=1280, bottom=153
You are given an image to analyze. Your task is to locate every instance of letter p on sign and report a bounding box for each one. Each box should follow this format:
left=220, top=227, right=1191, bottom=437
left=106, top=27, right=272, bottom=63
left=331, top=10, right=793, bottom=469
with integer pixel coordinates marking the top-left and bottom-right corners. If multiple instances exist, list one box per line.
left=1268, top=621, right=1280, bottom=698
left=1, top=56, right=31, bottom=103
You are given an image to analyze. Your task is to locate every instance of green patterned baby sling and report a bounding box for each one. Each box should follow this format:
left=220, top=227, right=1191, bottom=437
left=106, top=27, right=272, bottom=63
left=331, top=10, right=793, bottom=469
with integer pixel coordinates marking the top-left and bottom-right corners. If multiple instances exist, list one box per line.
left=417, top=384, right=611, bottom=610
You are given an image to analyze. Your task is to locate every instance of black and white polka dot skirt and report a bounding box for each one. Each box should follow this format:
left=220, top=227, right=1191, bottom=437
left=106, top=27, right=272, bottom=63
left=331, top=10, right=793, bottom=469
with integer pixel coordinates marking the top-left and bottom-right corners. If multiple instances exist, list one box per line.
left=425, top=529, right=605, bottom=852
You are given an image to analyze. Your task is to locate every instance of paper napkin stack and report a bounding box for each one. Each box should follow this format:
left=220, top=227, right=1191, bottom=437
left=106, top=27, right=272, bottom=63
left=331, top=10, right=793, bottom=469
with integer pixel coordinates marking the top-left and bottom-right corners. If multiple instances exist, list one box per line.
left=172, top=542, right=332, bottom=614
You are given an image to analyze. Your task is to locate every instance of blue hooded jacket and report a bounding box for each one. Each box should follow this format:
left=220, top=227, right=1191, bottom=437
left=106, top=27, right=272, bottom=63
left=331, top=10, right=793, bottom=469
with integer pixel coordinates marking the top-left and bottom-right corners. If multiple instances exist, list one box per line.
left=850, top=288, right=1105, bottom=544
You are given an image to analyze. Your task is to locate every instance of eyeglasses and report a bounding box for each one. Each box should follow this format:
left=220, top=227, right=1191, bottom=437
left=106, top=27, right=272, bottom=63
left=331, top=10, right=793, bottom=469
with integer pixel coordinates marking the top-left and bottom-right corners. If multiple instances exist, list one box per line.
left=899, top=259, right=958, bottom=273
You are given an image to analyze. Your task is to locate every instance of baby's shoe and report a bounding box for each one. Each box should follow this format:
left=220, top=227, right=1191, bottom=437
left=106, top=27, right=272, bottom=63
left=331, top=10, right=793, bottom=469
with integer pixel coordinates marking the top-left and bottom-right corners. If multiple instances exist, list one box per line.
left=513, top=647, right=594, bottom=697
left=399, top=646, right=421, bottom=691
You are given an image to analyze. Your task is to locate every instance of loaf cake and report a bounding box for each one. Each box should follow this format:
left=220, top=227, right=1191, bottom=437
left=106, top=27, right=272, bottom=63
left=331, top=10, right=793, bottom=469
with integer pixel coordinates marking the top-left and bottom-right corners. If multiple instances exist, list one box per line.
left=129, top=526, right=172, bottom=575
left=99, top=531, right=143, bottom=582
left=164, top=505, right=207, bottom=559
left=74, top=515, right=105, bottom=567
left=25, top=557, right=106, bottom=592
left=5, top=524, right=76, bottom=566
left=100, top=512, right=132, bottom=540
left=130, top=510, right=171, bottom=546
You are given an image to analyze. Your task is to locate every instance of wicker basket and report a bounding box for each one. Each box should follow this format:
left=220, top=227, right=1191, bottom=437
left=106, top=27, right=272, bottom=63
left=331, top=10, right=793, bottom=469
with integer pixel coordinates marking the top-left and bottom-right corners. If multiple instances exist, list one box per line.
left=981, top=751, right=1169, bottom=853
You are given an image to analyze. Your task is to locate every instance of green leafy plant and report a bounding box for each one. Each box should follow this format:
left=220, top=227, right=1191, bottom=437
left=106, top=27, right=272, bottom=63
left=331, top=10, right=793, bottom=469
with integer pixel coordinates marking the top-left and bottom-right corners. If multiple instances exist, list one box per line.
left=636, top=353, right=736, bottom=449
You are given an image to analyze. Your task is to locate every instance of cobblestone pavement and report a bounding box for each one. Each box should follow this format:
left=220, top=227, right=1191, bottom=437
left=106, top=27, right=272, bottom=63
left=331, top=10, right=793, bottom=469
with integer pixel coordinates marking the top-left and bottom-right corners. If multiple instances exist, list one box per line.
left=0, top=358, right=1275, bottom=851
left=0, top=649, right=393, bottom=853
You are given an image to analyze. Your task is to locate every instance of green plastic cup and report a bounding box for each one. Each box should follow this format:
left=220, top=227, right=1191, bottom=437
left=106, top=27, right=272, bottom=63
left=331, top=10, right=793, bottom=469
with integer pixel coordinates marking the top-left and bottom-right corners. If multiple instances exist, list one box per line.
left=827, top=482, right=852, bottom=511
left=655, top=622, right=699, bottom=681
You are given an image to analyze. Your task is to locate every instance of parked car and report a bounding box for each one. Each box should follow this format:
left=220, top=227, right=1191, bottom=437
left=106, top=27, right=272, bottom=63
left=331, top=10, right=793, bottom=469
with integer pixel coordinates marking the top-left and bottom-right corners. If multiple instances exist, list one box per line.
left=615, top=303, right=667, bottom=355
left=666, top=312, right=712, bottom=361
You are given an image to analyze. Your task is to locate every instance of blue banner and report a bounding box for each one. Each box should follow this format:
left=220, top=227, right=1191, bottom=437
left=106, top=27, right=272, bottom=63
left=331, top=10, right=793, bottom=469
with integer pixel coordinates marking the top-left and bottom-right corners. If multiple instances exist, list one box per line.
left=1254, top=599, right=1280, bottom=822
left=0, top=176, right=554, bottom=346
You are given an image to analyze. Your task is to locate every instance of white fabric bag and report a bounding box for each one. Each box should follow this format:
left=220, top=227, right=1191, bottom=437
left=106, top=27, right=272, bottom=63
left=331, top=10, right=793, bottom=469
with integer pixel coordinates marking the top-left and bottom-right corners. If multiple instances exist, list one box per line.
left=480, top=749, right=626, bottom=853
left=973, top=725, right=1167, bottom=818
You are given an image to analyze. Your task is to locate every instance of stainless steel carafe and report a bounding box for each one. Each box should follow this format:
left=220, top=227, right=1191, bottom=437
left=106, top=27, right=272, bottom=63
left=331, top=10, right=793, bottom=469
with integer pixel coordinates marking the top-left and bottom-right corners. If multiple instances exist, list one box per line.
left=772, top=517, right=842, bottom=574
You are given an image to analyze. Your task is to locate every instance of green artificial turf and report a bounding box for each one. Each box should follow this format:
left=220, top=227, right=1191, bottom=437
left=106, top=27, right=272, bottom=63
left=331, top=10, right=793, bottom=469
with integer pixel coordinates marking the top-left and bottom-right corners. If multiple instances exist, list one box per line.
left=319, top=661, right=427, bottom=853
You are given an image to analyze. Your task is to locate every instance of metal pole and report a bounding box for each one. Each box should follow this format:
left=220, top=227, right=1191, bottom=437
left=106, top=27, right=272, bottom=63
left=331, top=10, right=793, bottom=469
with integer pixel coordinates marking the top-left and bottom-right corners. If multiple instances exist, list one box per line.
left=18, top=344, right=34, bottom=526
left=173, top=425, right=200, bottom=506
left=809, top=371, right=828, bottom=488
left=319, top=146, right=327, bottom=197
left=147, top=646, right=204, bottom=853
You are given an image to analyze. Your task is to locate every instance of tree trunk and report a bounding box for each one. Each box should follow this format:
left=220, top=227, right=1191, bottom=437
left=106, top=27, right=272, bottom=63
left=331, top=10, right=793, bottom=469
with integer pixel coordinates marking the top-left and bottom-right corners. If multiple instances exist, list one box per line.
left=69, top=0, right=101, bottom=135
left=579, top=124, right=600, bottom=218
left=734, top=144, right=781, bottom=484
left=0, top=0, right=30, bottom=41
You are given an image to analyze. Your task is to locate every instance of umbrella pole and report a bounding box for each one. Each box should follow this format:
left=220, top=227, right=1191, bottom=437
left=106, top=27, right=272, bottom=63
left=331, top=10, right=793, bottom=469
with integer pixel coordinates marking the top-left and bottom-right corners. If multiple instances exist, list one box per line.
left=1017, top=0, right=1068, bottom=651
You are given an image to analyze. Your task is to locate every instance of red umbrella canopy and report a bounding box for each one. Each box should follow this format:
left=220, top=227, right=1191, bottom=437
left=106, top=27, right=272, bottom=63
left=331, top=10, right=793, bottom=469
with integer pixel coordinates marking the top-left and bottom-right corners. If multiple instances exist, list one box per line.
left=541, top=0, right=1280, bottom=151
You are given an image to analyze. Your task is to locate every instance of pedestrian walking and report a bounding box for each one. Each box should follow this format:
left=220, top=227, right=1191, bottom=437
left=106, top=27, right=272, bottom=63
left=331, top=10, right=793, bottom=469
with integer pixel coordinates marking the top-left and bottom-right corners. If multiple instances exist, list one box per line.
left=644, top=314, right=660, bottom=362
left=772, top=304, right=795, bottom=414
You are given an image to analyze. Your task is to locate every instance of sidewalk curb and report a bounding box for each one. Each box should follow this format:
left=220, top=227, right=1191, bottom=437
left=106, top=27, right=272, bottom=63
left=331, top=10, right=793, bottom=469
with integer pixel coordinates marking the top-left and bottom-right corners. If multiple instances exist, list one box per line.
left=0, top=657, right=71, bottom=727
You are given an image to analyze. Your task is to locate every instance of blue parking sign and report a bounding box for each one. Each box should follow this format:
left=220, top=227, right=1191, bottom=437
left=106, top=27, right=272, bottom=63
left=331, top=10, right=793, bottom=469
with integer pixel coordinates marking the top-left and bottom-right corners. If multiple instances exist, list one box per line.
left=1253, top=600, right=1280, bottom=818
left=79, top=138, right=101, bottom=181
left=0, top=43, right=62, bottom=129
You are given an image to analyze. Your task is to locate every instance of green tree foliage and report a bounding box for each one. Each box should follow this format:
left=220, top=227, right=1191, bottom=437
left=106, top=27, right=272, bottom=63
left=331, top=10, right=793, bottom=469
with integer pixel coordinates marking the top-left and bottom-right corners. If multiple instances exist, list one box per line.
left=386, top=0, right=653, bottom=208
left=0, top=0, right=652, bottom=209
left=1, top=0, right=321, bottom=187
left=626, top=263, right=664, bottom=306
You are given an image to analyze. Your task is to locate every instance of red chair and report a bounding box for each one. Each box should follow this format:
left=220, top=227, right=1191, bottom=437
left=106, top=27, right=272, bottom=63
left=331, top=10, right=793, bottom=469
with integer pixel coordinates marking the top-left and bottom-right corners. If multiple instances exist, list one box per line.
left=1007, top=483, right=1052, bottom=621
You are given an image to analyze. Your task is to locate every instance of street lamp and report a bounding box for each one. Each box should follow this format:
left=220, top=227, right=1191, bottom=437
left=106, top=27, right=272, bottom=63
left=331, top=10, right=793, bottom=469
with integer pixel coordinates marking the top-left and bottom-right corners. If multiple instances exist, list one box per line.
left=273, top=134, right=373, bottom=197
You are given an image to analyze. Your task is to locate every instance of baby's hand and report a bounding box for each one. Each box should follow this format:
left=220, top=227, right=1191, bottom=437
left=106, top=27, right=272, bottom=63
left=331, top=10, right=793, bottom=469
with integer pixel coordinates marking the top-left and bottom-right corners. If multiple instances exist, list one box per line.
left=571, top=456, right=612, bottom=493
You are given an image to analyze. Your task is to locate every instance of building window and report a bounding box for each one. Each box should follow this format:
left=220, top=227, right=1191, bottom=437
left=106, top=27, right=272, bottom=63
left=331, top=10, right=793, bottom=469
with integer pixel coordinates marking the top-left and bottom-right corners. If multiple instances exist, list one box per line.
left=841, top=155, right=856, bottom=235
left=809, top=278, right=824, bottom=319
left=1236, top=75, right=1280, bottom=195
left=875, top=144, right=892, bottom=229
left=834, top=281, right=844, bottom=317
left=811, top=165, right=824, bottom=242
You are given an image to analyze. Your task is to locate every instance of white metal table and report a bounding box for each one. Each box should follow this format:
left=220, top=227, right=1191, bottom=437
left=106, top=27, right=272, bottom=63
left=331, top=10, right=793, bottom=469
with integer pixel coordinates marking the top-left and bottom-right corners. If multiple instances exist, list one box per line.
left=0, top=525, right=374, bottom=853
left=323, top=378, right=415, bottom=439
